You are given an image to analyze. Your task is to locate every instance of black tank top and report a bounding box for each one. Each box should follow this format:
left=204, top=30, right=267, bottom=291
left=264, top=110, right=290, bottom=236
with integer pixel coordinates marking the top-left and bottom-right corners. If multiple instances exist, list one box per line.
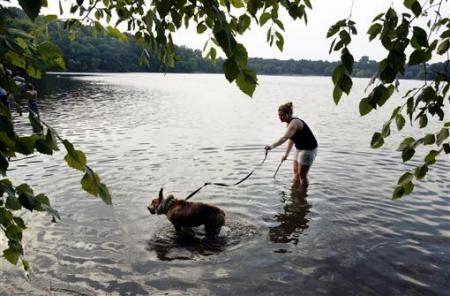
left=289, top=117, right=318, bottom=150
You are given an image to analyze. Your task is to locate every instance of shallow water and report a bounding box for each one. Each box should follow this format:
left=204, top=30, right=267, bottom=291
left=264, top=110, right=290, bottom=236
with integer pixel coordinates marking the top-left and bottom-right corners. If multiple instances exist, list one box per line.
left=1, top=73, right=449, bottom=295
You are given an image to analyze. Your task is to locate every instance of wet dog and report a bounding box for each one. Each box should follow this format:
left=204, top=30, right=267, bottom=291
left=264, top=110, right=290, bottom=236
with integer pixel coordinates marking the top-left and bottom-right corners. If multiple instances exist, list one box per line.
left=147, top=188, right=225, bottom=237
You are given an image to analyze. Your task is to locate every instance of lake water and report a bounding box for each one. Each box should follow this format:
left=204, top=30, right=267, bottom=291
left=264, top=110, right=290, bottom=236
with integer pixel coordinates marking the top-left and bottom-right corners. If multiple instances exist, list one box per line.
left=1, top=73, right=449, bottom=295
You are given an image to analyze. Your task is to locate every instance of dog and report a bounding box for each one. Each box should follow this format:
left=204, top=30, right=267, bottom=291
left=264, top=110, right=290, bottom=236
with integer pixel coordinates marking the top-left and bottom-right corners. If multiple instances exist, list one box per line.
left=147, top=188, right=225, bottom=237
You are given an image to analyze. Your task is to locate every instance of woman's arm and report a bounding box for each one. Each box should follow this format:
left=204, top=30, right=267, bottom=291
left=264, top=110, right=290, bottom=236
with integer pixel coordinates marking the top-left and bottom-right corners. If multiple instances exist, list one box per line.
left=269, top=121, right=297, bottom=149
left=283, top=139, right=294, bottom=160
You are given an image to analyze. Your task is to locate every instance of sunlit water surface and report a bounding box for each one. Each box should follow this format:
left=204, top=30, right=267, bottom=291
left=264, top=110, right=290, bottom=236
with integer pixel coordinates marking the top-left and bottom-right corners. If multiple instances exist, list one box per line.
left=0, top=74, right=449, bottom=295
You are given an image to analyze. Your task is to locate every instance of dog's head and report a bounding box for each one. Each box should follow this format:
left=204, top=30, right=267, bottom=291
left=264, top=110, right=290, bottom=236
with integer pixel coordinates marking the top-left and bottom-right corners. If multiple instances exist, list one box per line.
left=147, top=188, right=175, bottom=215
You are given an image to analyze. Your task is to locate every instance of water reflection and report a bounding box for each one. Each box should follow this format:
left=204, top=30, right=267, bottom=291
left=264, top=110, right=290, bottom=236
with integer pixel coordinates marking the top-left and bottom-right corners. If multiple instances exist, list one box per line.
left=268, top=184, right=311, bottom=244
left=146, top=227, right=228, bottom=261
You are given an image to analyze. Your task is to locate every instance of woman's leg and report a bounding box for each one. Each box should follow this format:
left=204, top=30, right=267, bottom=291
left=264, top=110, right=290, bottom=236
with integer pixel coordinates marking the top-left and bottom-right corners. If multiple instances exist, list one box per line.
left=298, top=164, right=310, bottom=193
left=293, top=160, right=300, bottom=185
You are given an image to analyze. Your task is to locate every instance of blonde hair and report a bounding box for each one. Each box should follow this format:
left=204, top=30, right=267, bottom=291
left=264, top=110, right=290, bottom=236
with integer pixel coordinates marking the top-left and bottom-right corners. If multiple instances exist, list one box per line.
left=278, top=102, right=293, bottom=116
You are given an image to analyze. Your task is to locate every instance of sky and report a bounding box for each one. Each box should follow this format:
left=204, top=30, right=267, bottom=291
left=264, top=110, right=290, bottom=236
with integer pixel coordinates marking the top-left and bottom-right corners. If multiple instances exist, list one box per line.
left=6, top=0, right=448, bottom=62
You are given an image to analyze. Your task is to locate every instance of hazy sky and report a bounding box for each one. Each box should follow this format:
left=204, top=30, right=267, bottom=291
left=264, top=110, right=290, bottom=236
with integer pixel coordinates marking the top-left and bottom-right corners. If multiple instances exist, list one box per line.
left=172, top=0, right=394, bottom=61
left=20, top=0, right=447, bottom=62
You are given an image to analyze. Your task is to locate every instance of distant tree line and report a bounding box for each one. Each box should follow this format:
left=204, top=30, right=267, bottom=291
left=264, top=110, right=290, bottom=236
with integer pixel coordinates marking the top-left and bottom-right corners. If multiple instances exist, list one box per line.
left=2, top=7, right=448, bottom=79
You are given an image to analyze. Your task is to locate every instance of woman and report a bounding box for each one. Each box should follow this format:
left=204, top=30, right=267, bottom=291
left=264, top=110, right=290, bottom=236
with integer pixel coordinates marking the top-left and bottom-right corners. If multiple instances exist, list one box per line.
left=26, top=83, right=39, bottom=117
left=265, top=102, right=318, bottom=192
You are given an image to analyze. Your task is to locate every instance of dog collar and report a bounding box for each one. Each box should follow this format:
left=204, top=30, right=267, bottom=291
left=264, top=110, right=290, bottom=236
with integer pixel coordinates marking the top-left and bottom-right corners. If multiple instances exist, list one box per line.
left=156, top=196, right=175, bottom=214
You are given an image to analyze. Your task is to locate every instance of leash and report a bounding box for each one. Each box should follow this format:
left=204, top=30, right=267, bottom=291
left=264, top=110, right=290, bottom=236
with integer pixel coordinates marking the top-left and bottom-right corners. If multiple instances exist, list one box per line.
left=185, top=149, right=269, bottom=200
left=273, top=159, right=285, bottom=179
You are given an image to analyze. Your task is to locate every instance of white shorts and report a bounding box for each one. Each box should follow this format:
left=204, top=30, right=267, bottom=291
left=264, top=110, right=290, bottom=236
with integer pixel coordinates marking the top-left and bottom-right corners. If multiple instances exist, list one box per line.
left=295, top=148, right=318, bottom=166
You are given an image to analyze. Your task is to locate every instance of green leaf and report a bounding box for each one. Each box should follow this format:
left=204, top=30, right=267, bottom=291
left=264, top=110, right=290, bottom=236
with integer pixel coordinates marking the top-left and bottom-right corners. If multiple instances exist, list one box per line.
left=13, top=217, right=26, bottom=229
left=419, top=114, right=428, bottom=128
left=18, top=193, right=38, bottom=211
left=402, top=148, right=415, bottom=162
left=34, top=193, right=50, bottom=211
left=397, top=137, right=415, bottom=151
left=6, top=224, right=22, bottom=241
left=236, top=68, right=258, bottom=97
left=437, top=39, right=449, bottom=55
left=333, top=86, right=343, bottom=105
left=412, top=26, right=428, bottom=47
left=398, top=172, right=414, bottom=185
left=98, top=183, right=112, bottom=205
left=0, top=208, right=13, bottom=226
left=81, top=170, right=100, bottom=196
left=22, top=259, right=30, bottom=271
left=63, top=140, right=87, bottom=171
left=208, top=47, right=217, bottom=61
left=392, top=186, right=405, bottom=200
left=368, top=23, right=382, bottom=41
left=411, top=1, right=422, bottom=17
left=45, top=129, right=59, bottom=151
left=403, top=0, right=416, bottom=9
left=196, top=23, right=207, bottom=34
left=6, top=196, right=21, bottom=210
left=396, top=114, right=405, bottom=130
left=231, top=0, right=244, bottom=8
left=28, top=112, right=43, bottom=134
left=424, top=150, right=438, bottom=165
left=18, top=0, right=43, bottom=20
left=415, top=165, right=428, bottom=180
left=359, top=98, right=373, bottom=116
left=327, top=19, right=345, bottom=38
left=371, top=132, right=384, bottom=148
left=15, top=136, right=39, bottom=155
left=16, top=184, right=33, bottom=195
left=403, top=181, right=414, bottom=195
left=273, top=19, right=284, bottom=31
left=304, top=0, right=312, bottom=9
left=107, top=26, right=127, bottom=42
left=338, top=74, right=352, bottom=94
left=341, top=49, right=354, bottom=73
left=234, top=43, right=248, bottom=66
left=223, top=58, right=240, bottom=82
left=443, top=143, right=450, bottom=154
left=259, top=12, right=271, bottom=26
left=37, top=41, right=63, bottom=61
left=408, top=49, right=431, bottom=65
left=215, top=29, right=232, bottom=55
left=423, top=134, right=435, bottom=145
left=3, top=248, right=20, bottom=265
left=332, top=65, right=344, bottom=84
left=372, top=85, right=391, bottom=107
left=381, top=122, right=391, bottom=138
left=436, top=128, right=449, bottom=146
left=238, top=15, right=251, bottom=34
left=43, top=14, right=58, bottom=22
left=0, top=179, right=15, bottom=197
left=0, top=154, right=8, bottom=176
left=5, top=51, right=26, bottom=69
left=275, top=32, right=284, bottom=51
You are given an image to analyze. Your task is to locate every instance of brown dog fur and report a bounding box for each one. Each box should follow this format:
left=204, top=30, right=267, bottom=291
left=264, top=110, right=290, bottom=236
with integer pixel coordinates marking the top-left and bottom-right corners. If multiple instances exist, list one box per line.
left=148, top=188, right=225, bottom=237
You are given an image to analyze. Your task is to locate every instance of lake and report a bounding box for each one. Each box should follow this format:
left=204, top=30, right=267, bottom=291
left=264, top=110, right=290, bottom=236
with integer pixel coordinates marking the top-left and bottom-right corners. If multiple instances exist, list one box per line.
left=1, top=73, right=449, bottom=295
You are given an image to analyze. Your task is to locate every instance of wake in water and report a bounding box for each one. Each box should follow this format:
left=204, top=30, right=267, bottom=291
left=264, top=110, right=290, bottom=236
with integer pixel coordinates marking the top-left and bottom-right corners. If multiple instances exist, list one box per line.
left=146, top=220, right=259, bottom=261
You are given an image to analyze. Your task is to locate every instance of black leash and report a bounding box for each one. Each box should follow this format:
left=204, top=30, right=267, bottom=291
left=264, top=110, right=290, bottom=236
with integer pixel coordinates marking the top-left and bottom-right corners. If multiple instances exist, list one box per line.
left=185, top=150, right=269, bottom=200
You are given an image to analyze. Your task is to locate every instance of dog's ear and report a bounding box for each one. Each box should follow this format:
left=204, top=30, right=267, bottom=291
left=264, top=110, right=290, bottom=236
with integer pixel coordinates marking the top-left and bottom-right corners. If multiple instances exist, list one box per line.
left=158, top=188, right=164, bottom=202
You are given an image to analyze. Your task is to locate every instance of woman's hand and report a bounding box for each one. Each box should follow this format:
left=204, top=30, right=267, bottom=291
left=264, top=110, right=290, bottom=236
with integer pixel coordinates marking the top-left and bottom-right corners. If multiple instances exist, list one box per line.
left=264, top=145, right=272, bottom=152
left=281, top=154, right=288, bottom=162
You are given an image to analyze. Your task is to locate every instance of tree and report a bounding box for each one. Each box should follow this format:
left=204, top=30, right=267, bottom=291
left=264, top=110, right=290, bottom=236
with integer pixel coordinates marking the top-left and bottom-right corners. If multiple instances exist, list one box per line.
left=1, top=0, right=450, bottom=271
left=0, top=5, right=111, bottom=271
